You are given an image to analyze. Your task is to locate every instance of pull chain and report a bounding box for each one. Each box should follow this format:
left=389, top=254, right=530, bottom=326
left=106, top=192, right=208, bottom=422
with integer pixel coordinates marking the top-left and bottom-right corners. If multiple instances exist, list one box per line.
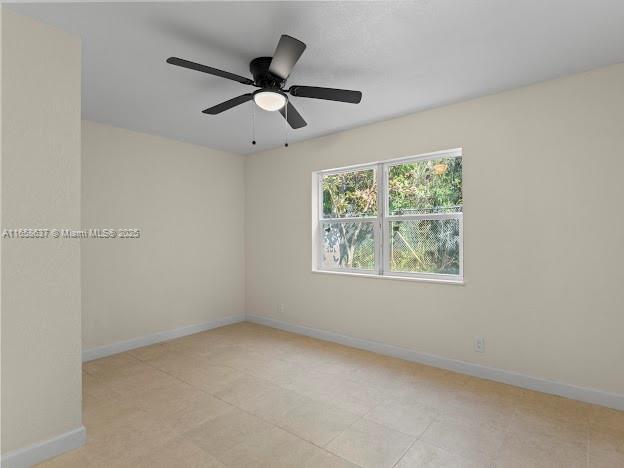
left=251, top=101, right=256, bottom=146
left=284, top=99, right=289, bottom=148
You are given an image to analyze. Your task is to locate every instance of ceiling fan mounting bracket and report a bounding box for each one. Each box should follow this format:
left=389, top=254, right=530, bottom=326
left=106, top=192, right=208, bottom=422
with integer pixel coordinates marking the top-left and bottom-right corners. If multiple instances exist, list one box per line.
left=249, top=56, right=284, bottom=89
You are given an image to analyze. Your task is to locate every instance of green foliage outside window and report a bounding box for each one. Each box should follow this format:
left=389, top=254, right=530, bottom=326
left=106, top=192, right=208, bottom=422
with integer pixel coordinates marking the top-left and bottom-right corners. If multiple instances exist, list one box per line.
left=388, top=157, right=462, bottom=214
left=321, top=157, right=462, bottom=274
left=388, top=157, right=462, bottom=274
left=322, top=169, right=377, bottom=269
left=322, top=169, right=377, bottom=218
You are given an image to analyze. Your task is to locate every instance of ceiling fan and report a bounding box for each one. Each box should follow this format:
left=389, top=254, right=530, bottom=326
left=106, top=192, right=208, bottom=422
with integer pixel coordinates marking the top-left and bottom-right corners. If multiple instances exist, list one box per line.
left=166, top=35, right=362, bottom=130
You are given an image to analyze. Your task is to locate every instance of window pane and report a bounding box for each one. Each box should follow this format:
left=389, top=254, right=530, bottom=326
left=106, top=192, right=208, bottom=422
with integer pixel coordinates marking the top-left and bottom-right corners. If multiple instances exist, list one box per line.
left=322, top=222, right=375, bottom=270
left=388, top=157, right=462, bottom=215
left=322, top=168, right=377, bottom=218
left=390, top=219, right=460, bottom=275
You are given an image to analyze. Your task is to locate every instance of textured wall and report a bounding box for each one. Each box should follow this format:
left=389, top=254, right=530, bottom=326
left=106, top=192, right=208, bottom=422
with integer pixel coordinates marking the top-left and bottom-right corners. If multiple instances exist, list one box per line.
left=81, top=121, right=246, bottom=349
left=1, top=8, right=82, bottom=453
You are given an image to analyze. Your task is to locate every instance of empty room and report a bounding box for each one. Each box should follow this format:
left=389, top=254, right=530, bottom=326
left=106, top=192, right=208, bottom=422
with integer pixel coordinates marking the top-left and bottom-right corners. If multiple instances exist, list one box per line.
left=1, top=1, right=623, bottom=467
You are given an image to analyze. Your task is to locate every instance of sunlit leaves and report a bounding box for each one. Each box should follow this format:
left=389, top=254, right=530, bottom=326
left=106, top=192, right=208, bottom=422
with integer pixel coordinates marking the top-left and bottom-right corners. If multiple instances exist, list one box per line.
left=388, top=157, right=462, bottom=215
left=322, top=169, right=377, bottom=218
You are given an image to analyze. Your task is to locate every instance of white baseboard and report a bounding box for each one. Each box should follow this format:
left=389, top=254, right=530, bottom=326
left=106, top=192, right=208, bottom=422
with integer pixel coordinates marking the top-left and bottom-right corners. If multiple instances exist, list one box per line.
left=1, top=425, right=86, bottom=468
left=246, top=314, right=624, bottom=411
left=82, top=314, right=245, bottom=362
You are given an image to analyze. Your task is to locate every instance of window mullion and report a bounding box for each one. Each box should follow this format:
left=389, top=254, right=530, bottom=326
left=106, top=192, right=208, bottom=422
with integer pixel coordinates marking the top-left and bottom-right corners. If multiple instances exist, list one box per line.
left=320, top=216, right=378, bottom=222
left=385, top=213, right=462, bottom=222
left=317, top=172, right=323, bottom=270
left=376, top=163, right=384, bottom=275
left=382, top=162, right=392, bottom=275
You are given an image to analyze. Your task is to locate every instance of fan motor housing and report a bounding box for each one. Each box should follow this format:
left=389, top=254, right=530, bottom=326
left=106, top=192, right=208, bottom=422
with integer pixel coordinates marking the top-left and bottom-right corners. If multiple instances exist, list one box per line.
left=250, top=57, right=284, bottom=89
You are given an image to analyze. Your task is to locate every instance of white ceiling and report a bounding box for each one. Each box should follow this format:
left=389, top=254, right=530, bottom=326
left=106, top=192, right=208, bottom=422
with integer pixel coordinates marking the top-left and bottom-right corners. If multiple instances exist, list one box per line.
left=9, top=1, right=624, bottom=155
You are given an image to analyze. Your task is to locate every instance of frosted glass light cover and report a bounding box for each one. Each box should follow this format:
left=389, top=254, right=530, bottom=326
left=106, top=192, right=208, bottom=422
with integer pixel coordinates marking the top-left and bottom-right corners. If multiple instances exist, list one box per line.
left=254, top=91, right=286, bottom=111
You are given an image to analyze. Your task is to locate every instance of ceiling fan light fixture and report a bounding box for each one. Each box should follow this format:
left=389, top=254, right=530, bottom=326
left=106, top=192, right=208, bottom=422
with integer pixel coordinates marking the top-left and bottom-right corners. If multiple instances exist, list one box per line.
left=169, top=34, right=363, bottom=129
left=253, top=89, right=286, bottom=112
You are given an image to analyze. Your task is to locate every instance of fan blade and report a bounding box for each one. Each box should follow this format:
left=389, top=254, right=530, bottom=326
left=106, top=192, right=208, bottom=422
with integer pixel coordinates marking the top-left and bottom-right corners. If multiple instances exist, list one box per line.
left=202, top=94, right=253, bottom=114
left=269, top=35, right=306, bottom=80
left=279, top=101, right=307, bottom=129
left=167, top=57, right=254, bottom=85
left=289, top=86, right=362, bottom=104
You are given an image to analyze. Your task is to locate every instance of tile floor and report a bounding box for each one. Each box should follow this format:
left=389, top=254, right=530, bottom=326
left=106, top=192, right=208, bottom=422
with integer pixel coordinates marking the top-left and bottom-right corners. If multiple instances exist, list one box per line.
left=38, top=322, right=624, bottom=467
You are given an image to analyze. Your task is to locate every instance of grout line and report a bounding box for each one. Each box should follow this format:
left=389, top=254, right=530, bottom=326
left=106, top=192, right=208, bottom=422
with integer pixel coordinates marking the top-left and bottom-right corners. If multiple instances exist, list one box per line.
left=322, top=414, right=365, bottom=449
left=390, top=416, right=438, bottom=468
left=391, top=440, right=416, bottom=467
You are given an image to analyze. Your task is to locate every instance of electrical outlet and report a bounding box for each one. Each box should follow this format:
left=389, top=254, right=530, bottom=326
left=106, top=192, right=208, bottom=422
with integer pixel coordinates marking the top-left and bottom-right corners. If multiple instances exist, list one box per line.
left=277, top=303, right=285, bottom=314
left=474, top=336, right=485, bottom=353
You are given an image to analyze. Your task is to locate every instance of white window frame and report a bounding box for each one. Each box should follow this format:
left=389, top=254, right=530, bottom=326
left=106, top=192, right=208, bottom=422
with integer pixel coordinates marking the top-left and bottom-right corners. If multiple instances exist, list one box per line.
left=312, top=148, right=463, bottom=284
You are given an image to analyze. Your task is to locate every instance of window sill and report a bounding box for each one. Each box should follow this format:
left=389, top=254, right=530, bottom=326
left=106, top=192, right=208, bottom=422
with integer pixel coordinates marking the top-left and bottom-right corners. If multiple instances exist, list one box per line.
left=311, top=269, right=465, bottom=285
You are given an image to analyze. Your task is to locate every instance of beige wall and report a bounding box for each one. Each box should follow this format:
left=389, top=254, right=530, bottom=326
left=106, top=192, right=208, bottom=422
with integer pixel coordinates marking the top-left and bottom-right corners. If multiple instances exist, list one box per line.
left=82, top=121, right=245, bottom=350
left=1, top=8, right=82, bottom=454
left=246, top=64, right=624, bottom=396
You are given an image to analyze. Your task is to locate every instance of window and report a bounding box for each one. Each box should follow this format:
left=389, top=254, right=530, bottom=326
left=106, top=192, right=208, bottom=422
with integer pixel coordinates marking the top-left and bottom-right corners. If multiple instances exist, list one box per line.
left=313, top=148, right=463, bottom=282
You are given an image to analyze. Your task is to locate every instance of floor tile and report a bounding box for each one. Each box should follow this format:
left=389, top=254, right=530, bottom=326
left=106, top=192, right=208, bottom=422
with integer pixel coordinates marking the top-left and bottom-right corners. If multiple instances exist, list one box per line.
left=217, top=423, right=307, bottom=467
left=496, top=425, right=587, bottom=467
left=326, top=418, right=415, bottom=468
left=143, top=347, right=204, bottom=371
left=277, top=399, right=360, bottom=447
left=439, top=390, right=517, bottom=427
left=163, top=330, right=228, bottom=354
left=102, top=365, right=185, bottom=399
left=47, top=323, right=615, bottom=467
left=138, top=386, right=234, bottom=433
left=211, top=374, right=279, bottom=407
left=128, top=342, right=169, bottom=361
left=83, top=352, right=144, bottom=379
left=239, top=384, right=309, bottom=423
left=519, top=390, right=590, bottom=425
left=588, top=425, right=624, bottom=468
left=420, top=414, right=505, bottom=463
left=294, top=447, right=361, bottom=468
left=365, top=399, right=438, bottom=437
left=510, top=405, right=588, bottom=444
left=588, top=404, right=624, bottom=432
left=127, top=436, right=226, bottom=467
left=386, top=380, right=458, bottom=410
left=83, top=410, right=180, bottom=465
left=185, top=407, right=273, bottom=459
left=395, top=441, right=484, bottom=468
left=461, top=377, right=526, bottom=401
left=82, top=372, right=122, bottom=406
left=166, top=361, right=247, bottom=395
left=82, top=397, right=145, bottom=438
left=318, top=377, right=387, bottom=415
